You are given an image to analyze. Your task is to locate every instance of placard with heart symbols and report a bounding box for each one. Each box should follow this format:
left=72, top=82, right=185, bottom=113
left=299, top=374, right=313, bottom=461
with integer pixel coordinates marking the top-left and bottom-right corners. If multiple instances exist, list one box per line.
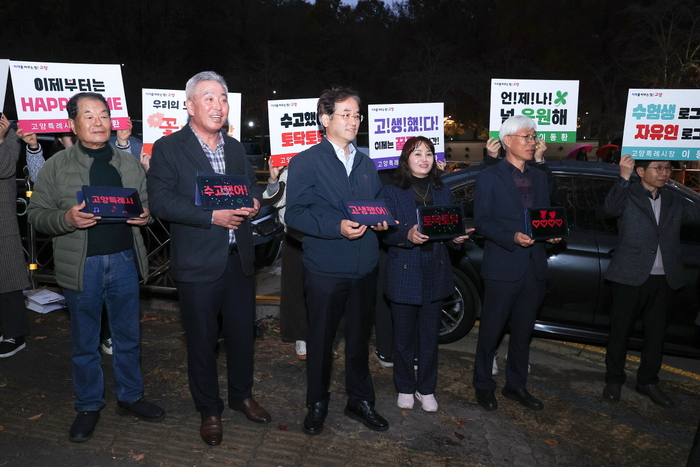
left=524, top=206, right=568, bottom=239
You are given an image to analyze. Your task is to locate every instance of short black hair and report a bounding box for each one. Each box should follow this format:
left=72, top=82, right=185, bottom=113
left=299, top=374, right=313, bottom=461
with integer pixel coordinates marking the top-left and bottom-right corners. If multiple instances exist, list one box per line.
left=317, top=87, right=360, bottom=120
left=66, top=92, right=110, bottom=120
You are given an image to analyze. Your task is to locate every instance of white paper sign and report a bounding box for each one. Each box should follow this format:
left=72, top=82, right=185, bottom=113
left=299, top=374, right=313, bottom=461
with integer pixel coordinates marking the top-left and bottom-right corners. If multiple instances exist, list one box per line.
left=9, top=61, right=129, bottom=133
left=368, top=102, right=444, bottom=171
left=267, top=98, right=323, bottom=166
left=621, top=89, right=700, bottom=160
left=0, top=59, right=9, bottom=113
left=142, top=89, right=241, bottom=154
left=490, top=79, right=579, bottom=143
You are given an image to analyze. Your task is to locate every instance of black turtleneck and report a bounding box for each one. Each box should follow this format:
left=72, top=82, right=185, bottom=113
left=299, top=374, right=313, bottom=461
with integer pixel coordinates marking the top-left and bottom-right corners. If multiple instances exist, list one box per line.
left=82, top=142, right=132, bottom=257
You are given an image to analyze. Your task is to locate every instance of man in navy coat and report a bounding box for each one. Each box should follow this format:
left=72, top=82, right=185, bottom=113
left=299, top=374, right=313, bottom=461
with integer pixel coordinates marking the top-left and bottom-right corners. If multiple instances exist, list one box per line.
left=148, top=71, right=271, bottom=446
left=472, top=115, right=560, bottom=412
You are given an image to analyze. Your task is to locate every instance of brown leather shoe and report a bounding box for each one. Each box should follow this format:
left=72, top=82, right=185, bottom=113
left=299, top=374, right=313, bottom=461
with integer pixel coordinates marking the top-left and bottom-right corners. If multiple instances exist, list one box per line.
left=229, top=398, right=271, bottom=424
left=200, top=415, right=222, bottom=446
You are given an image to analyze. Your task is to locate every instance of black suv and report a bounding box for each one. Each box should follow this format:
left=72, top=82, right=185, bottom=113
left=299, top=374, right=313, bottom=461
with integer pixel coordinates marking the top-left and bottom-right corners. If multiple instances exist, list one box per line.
left=440, top=160, right=700, bottom=358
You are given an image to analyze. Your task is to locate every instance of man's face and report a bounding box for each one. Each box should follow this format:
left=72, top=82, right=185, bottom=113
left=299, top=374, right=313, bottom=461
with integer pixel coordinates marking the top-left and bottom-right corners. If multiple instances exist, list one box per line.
left=322, top=97, right=360, bottom=147
left=186, top=80, right=229, bottom=136
left=503, top=129, right=537, bottom=165
left=69, top=98, right=111, bottom=149
left=637, top=162, right=672, bottom=191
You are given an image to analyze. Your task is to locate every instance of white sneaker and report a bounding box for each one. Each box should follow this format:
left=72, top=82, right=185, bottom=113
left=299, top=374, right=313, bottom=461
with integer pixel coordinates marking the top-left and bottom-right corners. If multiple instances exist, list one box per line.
left=397, top=393, right=414, bottom=409
left=295, top=340, right=307, bottom=360
left=492, top=352, right=499, bottom=375
left=100, top=338, right=113, bottom=355
left=415, top=392, right=438, bottom=412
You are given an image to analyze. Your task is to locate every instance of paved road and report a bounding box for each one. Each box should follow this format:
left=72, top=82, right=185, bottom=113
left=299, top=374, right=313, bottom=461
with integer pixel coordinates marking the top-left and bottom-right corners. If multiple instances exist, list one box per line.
left=1, top=264, right=698, bottom=466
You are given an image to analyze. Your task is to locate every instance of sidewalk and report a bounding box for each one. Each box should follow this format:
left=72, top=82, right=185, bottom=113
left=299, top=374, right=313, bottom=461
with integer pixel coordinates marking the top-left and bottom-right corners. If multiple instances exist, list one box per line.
left=0, top=264, right=698, bottom=466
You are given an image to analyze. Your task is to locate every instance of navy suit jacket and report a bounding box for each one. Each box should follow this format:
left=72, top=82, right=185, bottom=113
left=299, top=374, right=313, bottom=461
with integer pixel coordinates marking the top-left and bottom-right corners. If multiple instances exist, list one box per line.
left=382, top=183, right=455, bottom=304
left=474, top=159, right=550, bottom=282
left=147, top=125, right=263, bottom=281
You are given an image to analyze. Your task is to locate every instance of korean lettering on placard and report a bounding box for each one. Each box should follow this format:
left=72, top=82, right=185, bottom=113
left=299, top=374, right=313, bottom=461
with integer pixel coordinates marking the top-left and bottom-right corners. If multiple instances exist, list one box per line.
left=499, top=91, right=566, bottom=126
left=348, top=204, right=389, bottom=216
left=202, top=184, right=250, bottom=197
left=422, top=213, right=460, bottom=226
left=373, top=114, right=440, bottom=155
left=279, top=111, right=322, bottom=148
left=630, top=103, right=700, bottom=145
left=91, top=196, right=134, bottom=204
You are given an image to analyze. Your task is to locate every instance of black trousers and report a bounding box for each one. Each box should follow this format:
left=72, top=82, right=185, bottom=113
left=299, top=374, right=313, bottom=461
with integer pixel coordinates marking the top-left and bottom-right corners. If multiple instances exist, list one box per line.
left=374, top=247, right=393, bottom=358
left=176, top=252, right=256, bottom=418
left=473, top=260, right=545, bottom=391
left=0, top=290, right=30, bottom=339
left=304, top=268, right=377, bottom=406
left=279, top=233, right=308, bottom=342
left=605, top=275, right=673, bottom=386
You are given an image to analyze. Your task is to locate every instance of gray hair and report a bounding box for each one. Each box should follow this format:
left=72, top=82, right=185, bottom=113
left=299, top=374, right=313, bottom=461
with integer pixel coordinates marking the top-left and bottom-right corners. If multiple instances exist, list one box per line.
left=185, top=71, right=228, bottom=100
left=499, top=115, right=537, bottom=146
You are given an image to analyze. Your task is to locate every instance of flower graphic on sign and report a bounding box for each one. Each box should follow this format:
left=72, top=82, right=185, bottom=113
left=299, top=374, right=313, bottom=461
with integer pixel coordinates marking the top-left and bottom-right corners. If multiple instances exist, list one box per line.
left=147, top=113, right=165, bottom=128
left=554, top=91, right=568, bottom=106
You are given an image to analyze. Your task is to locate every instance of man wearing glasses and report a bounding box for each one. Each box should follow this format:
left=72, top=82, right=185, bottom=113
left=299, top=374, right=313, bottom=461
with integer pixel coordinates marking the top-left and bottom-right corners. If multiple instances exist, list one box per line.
left=602, top=155, right=700, bottom=407
left=286, top=87, right=391, bottom=435
left=472, top=115, right=559, bottom=412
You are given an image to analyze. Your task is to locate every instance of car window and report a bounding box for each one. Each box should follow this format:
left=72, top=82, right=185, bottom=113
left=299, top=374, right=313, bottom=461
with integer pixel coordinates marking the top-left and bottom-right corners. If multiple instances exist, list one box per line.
left=553, top=175, right=618, bottom=235
left=451, top=180, right=475, bottom=219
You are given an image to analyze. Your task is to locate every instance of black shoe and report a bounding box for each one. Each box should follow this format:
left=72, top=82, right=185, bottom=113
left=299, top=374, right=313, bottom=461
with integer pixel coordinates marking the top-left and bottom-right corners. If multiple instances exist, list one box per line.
left=374, top=351, right=393, bottom=368
left=116, top=398, right=166, bottom=422
left=344, top=400, right=389, bottom=432
left=603, top=383, right=622, bottom=402
left=69, top=410, right=101, bottom=442
left=501, top=388, right=544, bottom=411
left=303, top=397, right=330, bottom=435
left=635, top=383, right=675, bottom=408
left=475, top=389, right=498, bottom=411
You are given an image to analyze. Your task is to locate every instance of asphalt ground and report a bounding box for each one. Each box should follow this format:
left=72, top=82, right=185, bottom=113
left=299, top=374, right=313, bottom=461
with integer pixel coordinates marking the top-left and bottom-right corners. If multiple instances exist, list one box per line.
left=1, top=262, right=699, bottom=467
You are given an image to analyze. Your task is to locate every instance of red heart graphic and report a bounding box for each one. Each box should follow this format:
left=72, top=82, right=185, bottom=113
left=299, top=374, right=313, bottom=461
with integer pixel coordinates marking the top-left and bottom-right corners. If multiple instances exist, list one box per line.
left=554, top=219, right=563, bottom=227
left=532, top=220, right=541, bottom=228
left=539, top=210, right=548, bottom=219
left=547, top=219, right=555, bottom=227
left=549, top=211, right=556, bottom=219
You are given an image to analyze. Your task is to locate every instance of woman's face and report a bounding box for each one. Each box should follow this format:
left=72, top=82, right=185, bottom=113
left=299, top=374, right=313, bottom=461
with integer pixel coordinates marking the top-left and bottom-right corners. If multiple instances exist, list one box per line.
left=407, top=142, right=434, bottom=178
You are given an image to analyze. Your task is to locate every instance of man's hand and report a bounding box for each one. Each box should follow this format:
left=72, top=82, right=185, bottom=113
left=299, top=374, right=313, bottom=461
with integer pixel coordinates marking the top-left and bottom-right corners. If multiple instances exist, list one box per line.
left=16, top=128, right=38, bottom=148
left=0, top=114, right=11, bottom=143
left=370, top=220, right=397, bottom=232
left=66, top=201, right=100, bottom=228
left=139, top=152, right=151, bottom=172
left=127, top=207, right=150, bottom=226
left=116, top=118, right=132, bottom=146
left=341, top=219, right=367, bottom=240
left=534, top=140, right=547, bottom=162
left=619, top=154, right=635, bottom=180
left=486, top=137, right=501, bottom=158
left=514, top=232, right=535, bottom=247
left=546, top=237, right=562, bottom=244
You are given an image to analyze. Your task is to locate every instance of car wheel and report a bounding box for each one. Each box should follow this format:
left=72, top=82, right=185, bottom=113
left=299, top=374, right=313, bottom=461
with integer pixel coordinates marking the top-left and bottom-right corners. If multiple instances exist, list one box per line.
left=439, top=268, right=480, bottom=344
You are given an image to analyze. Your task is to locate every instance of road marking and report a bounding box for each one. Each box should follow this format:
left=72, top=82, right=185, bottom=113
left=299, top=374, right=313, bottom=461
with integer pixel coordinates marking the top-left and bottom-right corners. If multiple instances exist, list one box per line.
left=551, top=340, right=700, bottom=382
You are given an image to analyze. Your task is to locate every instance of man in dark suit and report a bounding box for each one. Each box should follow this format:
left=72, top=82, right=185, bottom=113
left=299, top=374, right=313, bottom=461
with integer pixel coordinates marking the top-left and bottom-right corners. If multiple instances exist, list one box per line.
left=148, top=71, right=271, bottom=446
left=602, top=155, right=700, bottom=407
left=472, top=115, right=560, bottom=412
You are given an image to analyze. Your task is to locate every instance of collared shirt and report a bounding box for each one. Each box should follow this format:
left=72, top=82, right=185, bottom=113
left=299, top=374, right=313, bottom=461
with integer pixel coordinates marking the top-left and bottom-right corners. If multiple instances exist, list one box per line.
left=643, top=186, right=665, bottom=275
left=328, top=139, right=356, bottom=176
left=504, top=159, right=533, bottom=209
left=190, top=124, right=235, bottom=243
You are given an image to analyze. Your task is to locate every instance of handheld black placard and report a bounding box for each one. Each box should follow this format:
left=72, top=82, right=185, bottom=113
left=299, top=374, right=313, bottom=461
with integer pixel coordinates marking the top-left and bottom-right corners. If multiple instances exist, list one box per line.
left=416, top=204, right=466, bottom=240
left=196, top=173, right=253, bottom=210
left=80, top=186, right=143, bottom=219
left=524, top=206, right=568, bottom=239
left=339, top=199, right=395, bottom=226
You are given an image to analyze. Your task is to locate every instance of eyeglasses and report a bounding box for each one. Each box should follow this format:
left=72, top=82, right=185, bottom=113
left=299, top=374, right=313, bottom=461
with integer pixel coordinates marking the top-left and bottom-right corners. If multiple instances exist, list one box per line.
left=509, top=134, right=538, bottom=143
left=647, top=165, right=672, bottom=173
left=333, top=113, right=364, bottom=122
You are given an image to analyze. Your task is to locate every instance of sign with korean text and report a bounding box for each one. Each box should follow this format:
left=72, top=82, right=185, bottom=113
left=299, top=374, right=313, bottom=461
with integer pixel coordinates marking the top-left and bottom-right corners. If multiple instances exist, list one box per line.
left=142, top=89, right=241, bottom=155
left=0, top=59, right=9, bottom=113
left=621, top=89, right=700, bottom=160
left=368, top=102, right=444, bottom=171
left=489, top=79, right=579, bottom=143
left=9, top=61, right=129, bottom=133
left=268, top=98, right=323, bottom=166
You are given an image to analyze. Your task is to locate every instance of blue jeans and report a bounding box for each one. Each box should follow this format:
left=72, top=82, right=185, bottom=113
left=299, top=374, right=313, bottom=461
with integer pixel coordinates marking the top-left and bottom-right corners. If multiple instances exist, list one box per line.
left=63, top=250, right=144, bottom=411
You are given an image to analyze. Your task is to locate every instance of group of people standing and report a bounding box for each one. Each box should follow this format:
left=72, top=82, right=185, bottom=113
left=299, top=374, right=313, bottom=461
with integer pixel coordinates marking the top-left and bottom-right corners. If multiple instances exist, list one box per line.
left=2, top=72, right=692, bottom=452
